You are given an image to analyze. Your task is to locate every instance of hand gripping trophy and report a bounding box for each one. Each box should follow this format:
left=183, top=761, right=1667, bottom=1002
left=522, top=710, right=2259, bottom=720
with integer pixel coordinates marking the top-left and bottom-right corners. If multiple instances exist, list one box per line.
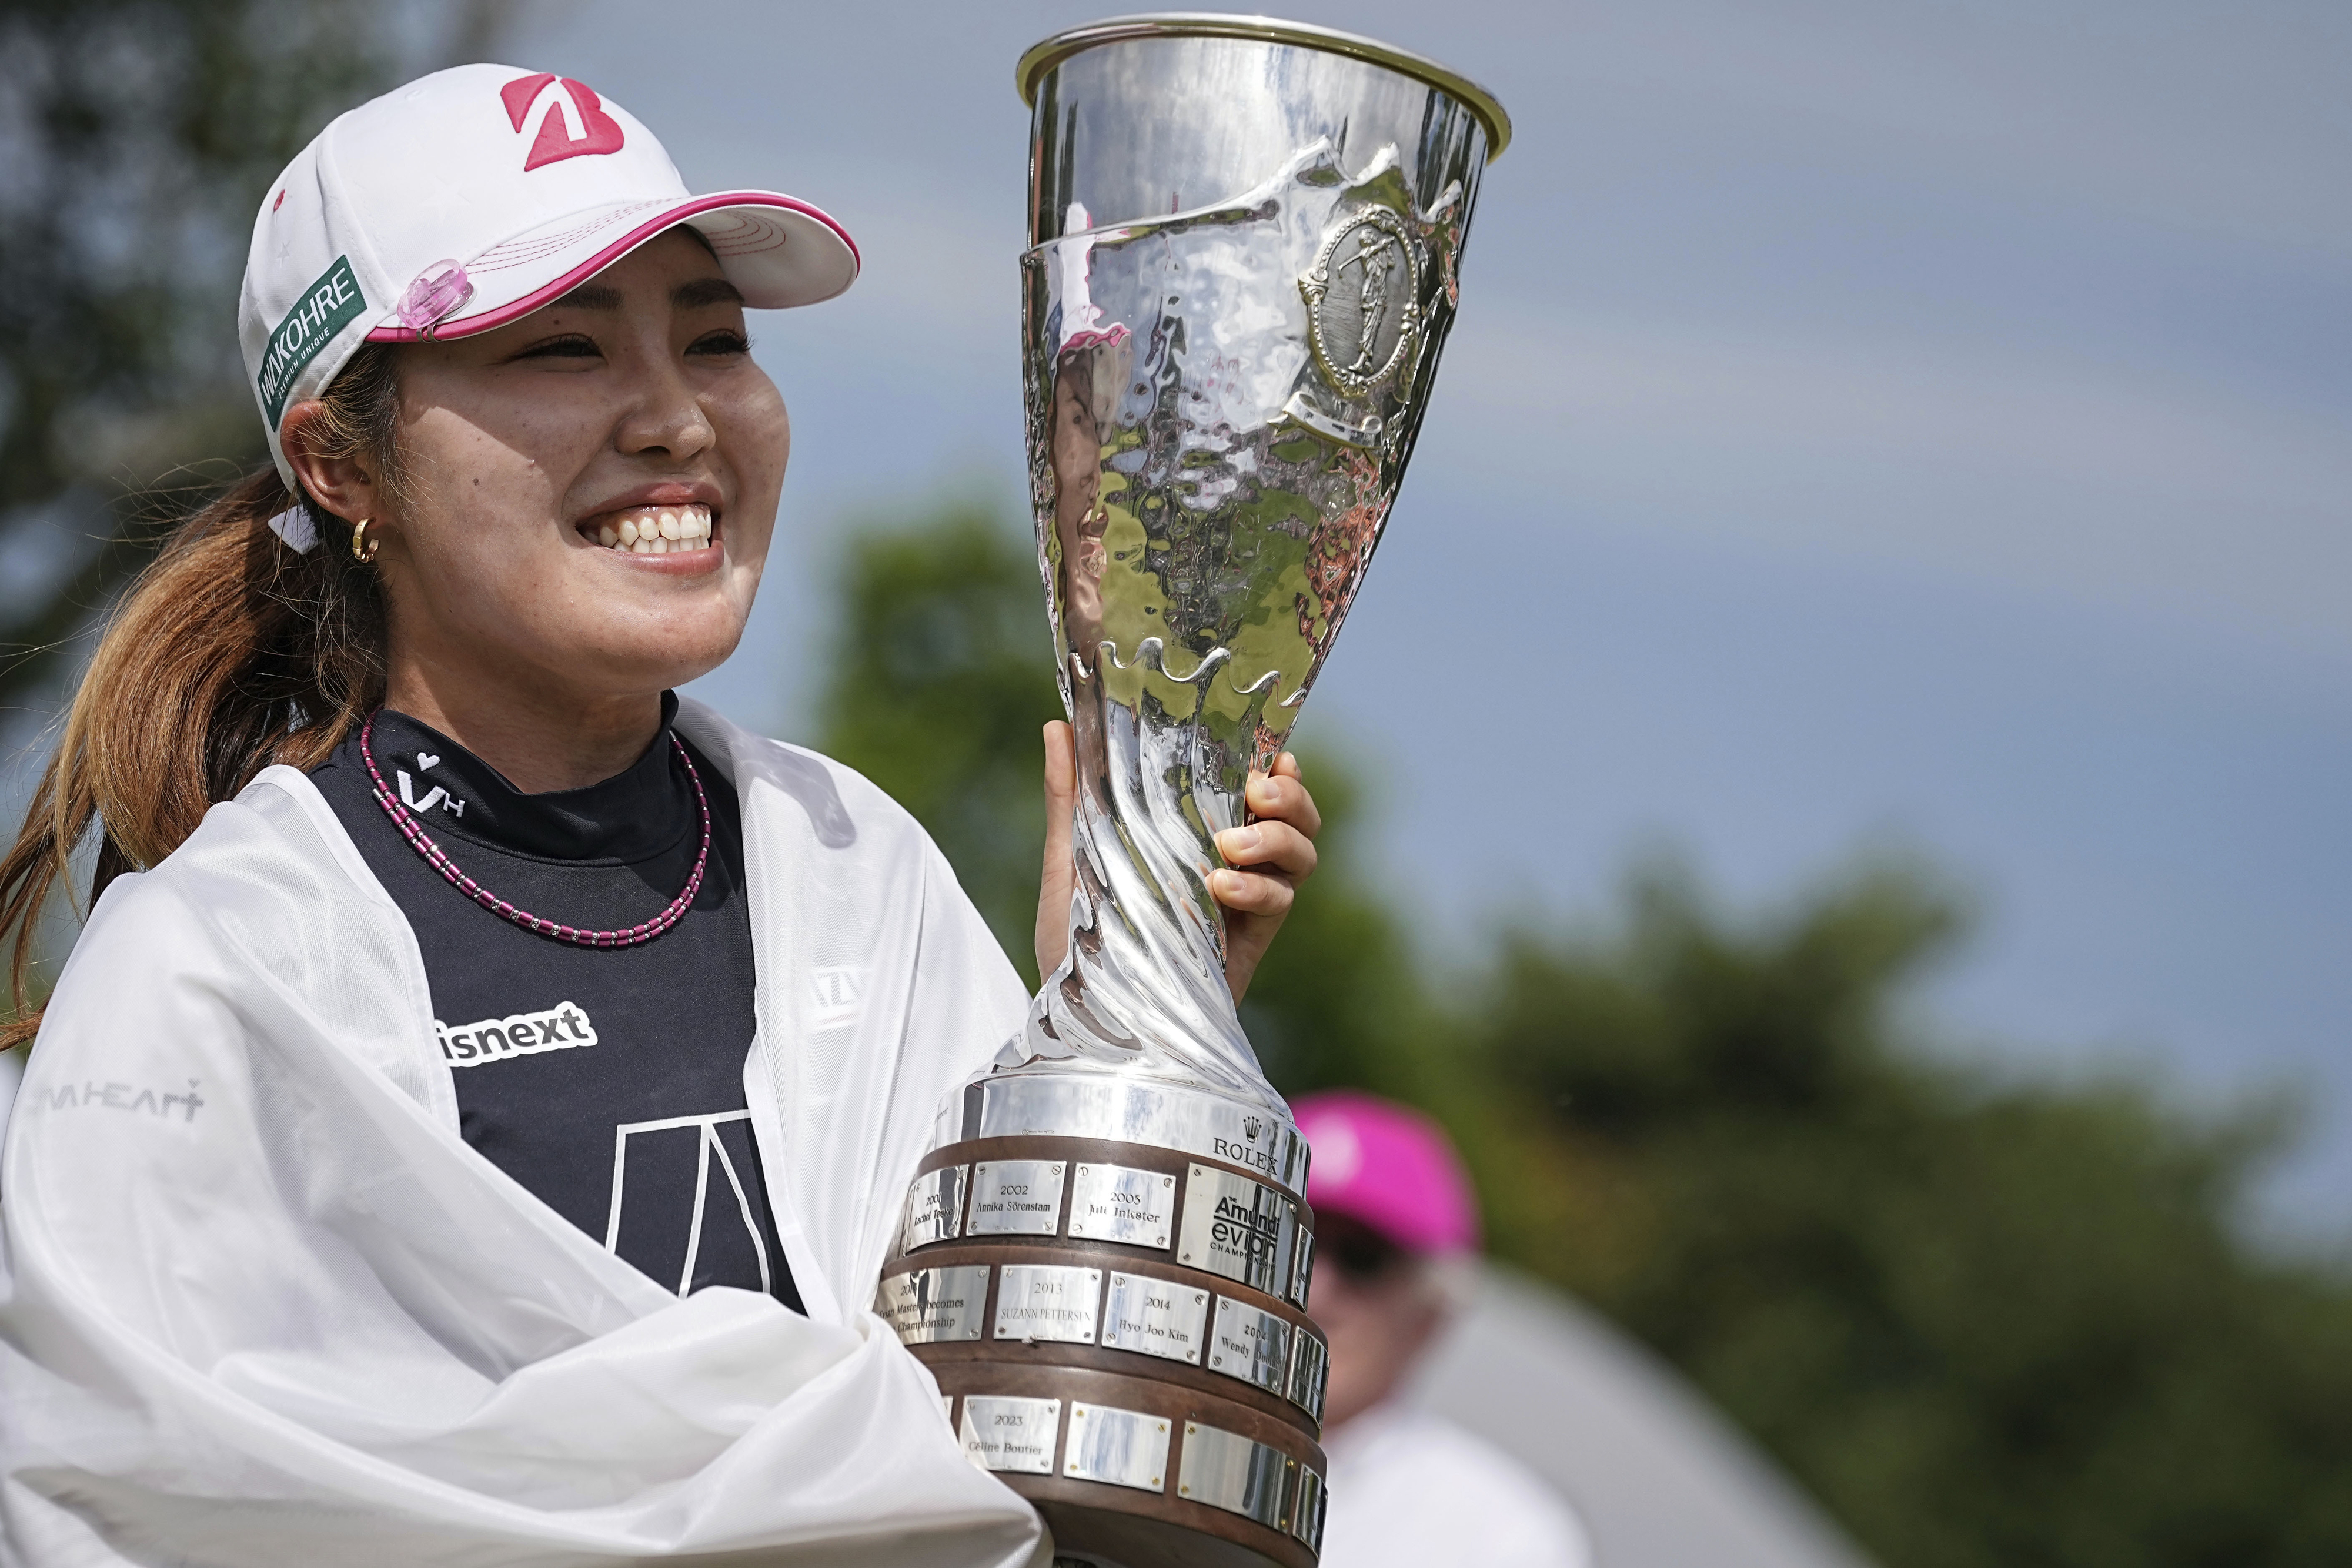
left=876, top=17, right=1509, bottom=1565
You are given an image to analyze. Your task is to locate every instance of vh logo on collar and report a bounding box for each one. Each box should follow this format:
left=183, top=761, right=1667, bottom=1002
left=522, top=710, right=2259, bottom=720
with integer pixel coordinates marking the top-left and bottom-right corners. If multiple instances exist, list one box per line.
left=396, top=761, right=466, bottom=819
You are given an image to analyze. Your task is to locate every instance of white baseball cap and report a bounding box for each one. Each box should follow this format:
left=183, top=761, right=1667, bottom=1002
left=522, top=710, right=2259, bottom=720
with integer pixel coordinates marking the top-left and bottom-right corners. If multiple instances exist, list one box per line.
left=240, top=63, right=858, bottom=492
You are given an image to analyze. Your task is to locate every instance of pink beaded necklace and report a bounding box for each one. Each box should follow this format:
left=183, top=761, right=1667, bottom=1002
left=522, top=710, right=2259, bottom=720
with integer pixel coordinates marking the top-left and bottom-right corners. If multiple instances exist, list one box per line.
left=359, top=710, right=711, bottom=948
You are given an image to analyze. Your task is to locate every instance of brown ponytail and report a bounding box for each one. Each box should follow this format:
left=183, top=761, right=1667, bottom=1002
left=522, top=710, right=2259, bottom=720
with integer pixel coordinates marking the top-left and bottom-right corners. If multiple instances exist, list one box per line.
left=0, top=345, right=406, bottom=1051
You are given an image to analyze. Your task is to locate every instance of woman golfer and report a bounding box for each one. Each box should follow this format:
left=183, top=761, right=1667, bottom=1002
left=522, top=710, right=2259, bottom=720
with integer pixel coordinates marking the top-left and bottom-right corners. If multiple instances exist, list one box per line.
left=0, top=65, right=1319, bottom=1566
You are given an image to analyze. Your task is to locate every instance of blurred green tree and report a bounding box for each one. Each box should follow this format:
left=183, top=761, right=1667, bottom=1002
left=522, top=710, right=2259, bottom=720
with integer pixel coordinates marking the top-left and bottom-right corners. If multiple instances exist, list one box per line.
left=818, top=498, right=2352, bottom=1568
left=815, top=501, right=1063, bottom=981
left=1231, top=748, right=1430, bottom=1102
left=0, top=0, right=507, bottom=717
left=1472, top=864, right=2352, bottom=1568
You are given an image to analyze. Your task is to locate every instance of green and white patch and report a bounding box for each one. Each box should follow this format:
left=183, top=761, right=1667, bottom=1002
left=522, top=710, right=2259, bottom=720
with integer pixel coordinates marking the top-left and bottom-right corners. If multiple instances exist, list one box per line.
left=257, top=256, right=365, bottom=424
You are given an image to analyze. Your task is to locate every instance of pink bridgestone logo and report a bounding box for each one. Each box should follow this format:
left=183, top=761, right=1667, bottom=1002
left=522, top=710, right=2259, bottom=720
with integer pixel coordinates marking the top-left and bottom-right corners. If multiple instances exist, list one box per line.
left=500, top=72, right=625, bottom=171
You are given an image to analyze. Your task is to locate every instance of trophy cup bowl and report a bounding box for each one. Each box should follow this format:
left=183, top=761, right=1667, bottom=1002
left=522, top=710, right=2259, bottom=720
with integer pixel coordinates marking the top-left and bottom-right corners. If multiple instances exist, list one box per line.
left=876, top=17, right=1508, bottom=1566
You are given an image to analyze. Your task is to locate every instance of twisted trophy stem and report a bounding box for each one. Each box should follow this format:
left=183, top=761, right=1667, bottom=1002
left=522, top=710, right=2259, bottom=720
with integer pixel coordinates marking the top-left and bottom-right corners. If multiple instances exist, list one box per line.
left=1011, top=138, right=1476, bottom=1109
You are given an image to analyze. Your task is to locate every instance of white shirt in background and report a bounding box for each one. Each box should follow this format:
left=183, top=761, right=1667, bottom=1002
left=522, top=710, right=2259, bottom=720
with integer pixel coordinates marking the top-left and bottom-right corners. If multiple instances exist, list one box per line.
left=1322, top=1401, right=1595, bottom=1567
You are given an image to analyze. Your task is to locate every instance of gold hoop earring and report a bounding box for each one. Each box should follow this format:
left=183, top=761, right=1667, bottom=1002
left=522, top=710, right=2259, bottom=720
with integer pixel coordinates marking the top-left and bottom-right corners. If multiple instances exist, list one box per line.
left=350, top=517, right=377, bottom=564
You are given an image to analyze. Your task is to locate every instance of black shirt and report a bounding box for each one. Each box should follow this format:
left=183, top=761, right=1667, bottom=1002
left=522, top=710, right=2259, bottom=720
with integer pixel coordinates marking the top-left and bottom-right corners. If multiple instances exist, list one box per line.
left=310, top=697, right=801, bottom=1312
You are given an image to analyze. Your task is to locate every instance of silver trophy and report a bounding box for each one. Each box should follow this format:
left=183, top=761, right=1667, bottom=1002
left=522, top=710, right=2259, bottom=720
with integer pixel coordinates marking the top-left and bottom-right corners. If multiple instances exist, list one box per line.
left=878, top=18, right=1508, bottom=1566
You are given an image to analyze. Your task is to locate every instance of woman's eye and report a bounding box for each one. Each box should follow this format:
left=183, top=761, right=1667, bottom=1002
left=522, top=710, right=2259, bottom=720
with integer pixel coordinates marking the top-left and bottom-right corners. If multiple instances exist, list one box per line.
left=689, top=329, right=752, bottom=357
left=512, top=333, right=601, bottom=361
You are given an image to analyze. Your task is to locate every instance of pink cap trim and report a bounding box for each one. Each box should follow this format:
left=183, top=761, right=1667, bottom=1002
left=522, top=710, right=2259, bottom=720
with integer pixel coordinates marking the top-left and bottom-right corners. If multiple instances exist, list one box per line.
left=363, top=190, right=858, bottom=343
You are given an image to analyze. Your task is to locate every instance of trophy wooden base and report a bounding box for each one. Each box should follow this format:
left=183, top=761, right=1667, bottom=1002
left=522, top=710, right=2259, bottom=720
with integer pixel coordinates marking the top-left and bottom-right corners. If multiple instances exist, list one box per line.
left=878, top=1135, right=1327, bottom=1566
left=933, top=1363, right=1318, bottom=1568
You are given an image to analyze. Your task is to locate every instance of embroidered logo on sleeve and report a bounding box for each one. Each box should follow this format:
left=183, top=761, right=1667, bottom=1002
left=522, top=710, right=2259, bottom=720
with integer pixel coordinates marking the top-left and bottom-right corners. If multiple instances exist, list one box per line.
left=810, top=965, right=866, bottom=1029
left=437, top=1002, right=597, bottom=1067
left=25, top=1078, right=204, bottom=1123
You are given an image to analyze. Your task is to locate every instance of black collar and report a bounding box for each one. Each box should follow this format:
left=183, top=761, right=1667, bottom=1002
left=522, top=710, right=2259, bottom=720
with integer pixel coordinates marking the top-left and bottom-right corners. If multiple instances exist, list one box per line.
left=357, top=693, right=697, bottom=865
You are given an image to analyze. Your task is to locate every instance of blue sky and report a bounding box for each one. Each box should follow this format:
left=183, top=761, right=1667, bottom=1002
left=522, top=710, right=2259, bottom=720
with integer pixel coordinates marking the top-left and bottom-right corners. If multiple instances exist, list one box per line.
left=516, top=1, right=2352, bottom=1231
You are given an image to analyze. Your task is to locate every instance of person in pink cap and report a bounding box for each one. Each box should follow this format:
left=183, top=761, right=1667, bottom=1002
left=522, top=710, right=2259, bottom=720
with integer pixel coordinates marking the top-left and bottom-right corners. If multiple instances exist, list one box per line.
left=0, top=63, right=1325, bottom=1565
left=1298, top=1090, right=1593, bottom=1567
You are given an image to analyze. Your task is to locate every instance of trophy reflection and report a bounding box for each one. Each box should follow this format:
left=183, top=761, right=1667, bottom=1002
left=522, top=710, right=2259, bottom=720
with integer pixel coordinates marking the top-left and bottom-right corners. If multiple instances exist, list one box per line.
left=876, top=17, right=1509, bottom=1566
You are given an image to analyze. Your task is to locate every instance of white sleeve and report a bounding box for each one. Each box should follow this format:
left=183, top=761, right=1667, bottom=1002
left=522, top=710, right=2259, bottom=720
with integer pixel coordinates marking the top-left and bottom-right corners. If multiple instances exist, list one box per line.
left=0, top=1046, right=22, bottom=1162
left=718, top=719, right=1034, bottom=1328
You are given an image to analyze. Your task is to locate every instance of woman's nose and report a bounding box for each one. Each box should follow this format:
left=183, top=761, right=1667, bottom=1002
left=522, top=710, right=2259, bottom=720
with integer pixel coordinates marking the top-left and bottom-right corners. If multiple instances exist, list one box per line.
left=617, top=360, right=716, bottom=462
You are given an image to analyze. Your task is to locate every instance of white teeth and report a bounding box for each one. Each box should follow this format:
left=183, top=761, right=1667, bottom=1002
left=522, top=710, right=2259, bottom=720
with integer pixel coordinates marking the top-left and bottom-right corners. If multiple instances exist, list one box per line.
left=597, top=504, right=716, bottom=553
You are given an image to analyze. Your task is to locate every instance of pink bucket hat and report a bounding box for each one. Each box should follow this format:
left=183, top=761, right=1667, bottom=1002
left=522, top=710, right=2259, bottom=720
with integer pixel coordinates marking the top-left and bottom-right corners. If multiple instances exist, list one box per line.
left=1294, top=1091, right=1481, bottom=1257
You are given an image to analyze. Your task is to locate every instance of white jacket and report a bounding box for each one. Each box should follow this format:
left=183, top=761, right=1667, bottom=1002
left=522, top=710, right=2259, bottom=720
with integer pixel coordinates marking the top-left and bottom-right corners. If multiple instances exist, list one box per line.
left=0, top=701, right=1045, bottom=1567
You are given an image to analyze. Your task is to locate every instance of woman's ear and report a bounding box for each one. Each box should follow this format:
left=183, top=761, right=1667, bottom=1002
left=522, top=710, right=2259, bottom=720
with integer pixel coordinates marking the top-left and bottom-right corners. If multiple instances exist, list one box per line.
left=278, top=400, right=380, bottom=523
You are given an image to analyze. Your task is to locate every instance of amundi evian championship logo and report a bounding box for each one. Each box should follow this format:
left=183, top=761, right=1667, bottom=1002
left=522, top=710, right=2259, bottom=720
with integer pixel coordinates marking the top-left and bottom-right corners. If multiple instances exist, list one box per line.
left=498, top=72, right=626, bottom=171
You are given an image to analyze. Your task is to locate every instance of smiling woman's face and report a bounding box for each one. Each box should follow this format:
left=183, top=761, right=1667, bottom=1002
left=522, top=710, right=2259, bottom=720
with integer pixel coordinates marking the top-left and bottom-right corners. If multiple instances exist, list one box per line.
left=370, top=229, right=786, bottom=708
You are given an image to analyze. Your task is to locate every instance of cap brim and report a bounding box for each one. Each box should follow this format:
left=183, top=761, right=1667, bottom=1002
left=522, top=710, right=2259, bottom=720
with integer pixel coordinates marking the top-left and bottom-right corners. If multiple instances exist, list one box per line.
left=365, top=190, right=858, bottom=343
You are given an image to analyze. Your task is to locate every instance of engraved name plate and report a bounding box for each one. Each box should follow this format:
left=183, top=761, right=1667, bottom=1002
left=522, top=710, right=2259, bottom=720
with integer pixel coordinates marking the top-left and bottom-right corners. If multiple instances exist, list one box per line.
left=993, top=1263, right=1102, bottom=1343
left=1292, top=1463, right=1327, bottom=1550
left=903, top=1163, right=968, bottom=1253
left=1100, top=1271, right=1209, bottom=1365
left=1177, top=1422, right=1291, bottom=1529
left=874, top=1265, right=988, bottom=1343
left=961, top=1395, right=1060, bottom=1475
left=1064, top=1402, right=1170, bottom=1493
left=1177, top=1165, right=1297, bottom=1293
left=967, top=1159, right=1066, bottom=1236
left=1287, top=1326, right=1329, bottom=1420
left=1067, top=1162, right=1177, bottom=1248
left=1207, top=1296, right=1294, bottom=1392
left=1288, top=1223, right=1315, bottom=1306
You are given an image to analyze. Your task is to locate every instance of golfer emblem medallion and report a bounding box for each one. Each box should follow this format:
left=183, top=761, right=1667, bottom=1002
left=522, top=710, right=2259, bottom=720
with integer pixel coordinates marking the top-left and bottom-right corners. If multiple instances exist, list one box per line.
left=1300, top=207, right=1424, bottom=400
